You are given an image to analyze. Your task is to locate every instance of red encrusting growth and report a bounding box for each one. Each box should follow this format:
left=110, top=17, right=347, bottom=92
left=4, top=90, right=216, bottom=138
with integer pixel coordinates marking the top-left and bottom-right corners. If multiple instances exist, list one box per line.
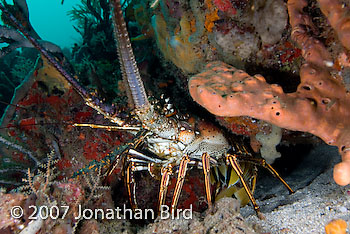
left=19, top=117, right=37, bottom=131
left=74, top=111, right=92, bottom=123
left=213, top=0, right=237, bottom=15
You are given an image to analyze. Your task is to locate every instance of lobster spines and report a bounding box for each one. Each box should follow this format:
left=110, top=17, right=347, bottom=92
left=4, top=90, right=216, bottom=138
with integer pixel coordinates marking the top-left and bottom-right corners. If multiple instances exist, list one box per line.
left=110, top=0, right=177, bottom=136
left=111, top=0, right=150, bottom=111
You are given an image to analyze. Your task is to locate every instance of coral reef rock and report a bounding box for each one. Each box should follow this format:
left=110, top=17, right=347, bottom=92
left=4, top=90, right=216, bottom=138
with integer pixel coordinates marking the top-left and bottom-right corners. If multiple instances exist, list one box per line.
left=140, top=197, right=256, bottom=234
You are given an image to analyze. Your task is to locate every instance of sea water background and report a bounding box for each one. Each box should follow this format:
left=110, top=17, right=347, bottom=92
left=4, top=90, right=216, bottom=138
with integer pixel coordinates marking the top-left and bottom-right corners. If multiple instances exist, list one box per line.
left=27, top=0, right=81, bottom=49
left=3, top=0, right=131, bottom=50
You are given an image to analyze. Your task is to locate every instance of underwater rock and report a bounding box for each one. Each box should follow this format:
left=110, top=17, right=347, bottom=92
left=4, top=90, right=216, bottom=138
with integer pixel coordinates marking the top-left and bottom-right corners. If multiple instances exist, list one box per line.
left=252, top=0, right=288, bottom=45
left=210, top=26, right=259, bottom=62
left=0, top=192, right=27, bottom=232
left=151, top=13, right=205, bottom=73
left=242, top=145, right=350, bottom=234
left=140, top=197, right=257, bottom=234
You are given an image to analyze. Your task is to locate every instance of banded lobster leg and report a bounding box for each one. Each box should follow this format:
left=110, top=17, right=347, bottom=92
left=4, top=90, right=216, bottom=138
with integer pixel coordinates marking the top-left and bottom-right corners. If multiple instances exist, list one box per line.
left=232, top=155, right=294, bottom=194
left=158, top=164, right=173, bottom=214
left=126, top=161, right=137, bottom=209
left=202, top=153, right=213, bottom=212
left=225, top=153, right=294, bottom=219
left=163, top=153, right=214, bottom=214
left=170, top=155, right=190, bottom=213
left=103, top=130, right=149, bottom=181
left=226, top=154, right=262, bottom=218
left=168, top=151, right=265, bottom=217
left=165, top=150, right=294, bottom=219
left=123, top=148, right=166, bottom=209
left=171, top=153, right=212, bottom=212
left=123, top=152, right=215, bottom=214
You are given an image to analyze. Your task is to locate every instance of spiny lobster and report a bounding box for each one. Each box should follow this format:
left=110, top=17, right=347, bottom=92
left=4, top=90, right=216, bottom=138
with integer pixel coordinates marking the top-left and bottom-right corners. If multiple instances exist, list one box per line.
left=0, top=0, right=294, bottom=218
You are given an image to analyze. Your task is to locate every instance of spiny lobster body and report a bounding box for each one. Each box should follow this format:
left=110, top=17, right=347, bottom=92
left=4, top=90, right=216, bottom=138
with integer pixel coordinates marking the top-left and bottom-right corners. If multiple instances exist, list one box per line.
left=0, top=0, right=293, bottom=218
left=110, top=0, right=293, bottom=216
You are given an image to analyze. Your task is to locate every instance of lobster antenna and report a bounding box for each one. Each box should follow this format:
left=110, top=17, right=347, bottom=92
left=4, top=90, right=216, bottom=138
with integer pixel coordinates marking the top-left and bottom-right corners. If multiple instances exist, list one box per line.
left=0, top=2, right=123, bottom=124
left=110, top=0, right=150, bottom=110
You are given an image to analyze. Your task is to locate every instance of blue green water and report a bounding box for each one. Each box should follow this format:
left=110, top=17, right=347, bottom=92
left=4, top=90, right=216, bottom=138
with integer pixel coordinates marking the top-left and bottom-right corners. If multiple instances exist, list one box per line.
left=27, top=0, right=81, bottom=49
left=0, top=0, right=81, bottom=49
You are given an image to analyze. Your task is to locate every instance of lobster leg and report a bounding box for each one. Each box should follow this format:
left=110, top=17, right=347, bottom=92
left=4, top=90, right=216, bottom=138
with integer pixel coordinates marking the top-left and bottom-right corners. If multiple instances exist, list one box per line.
left=202, top=153, right=213, bottom=212
left=226, top=153, right=264, bottom=219
left=158, top=164, right=172, bottom=214
left=126, top=157, right=161, bottom=210
left=103, top=130, right=148, bottom=183
left=126, top=161, right=137, bottom=209
left=171, top=155, right=190, bottom=213
left=234, top=155, right=294, bottom=194
left=73, top=123, right=141, bottom=132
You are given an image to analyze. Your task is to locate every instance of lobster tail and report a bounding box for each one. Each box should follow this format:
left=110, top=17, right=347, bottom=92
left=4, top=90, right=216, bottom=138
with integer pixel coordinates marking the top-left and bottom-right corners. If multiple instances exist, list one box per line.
left=111, top=0, right=150, bottom=110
